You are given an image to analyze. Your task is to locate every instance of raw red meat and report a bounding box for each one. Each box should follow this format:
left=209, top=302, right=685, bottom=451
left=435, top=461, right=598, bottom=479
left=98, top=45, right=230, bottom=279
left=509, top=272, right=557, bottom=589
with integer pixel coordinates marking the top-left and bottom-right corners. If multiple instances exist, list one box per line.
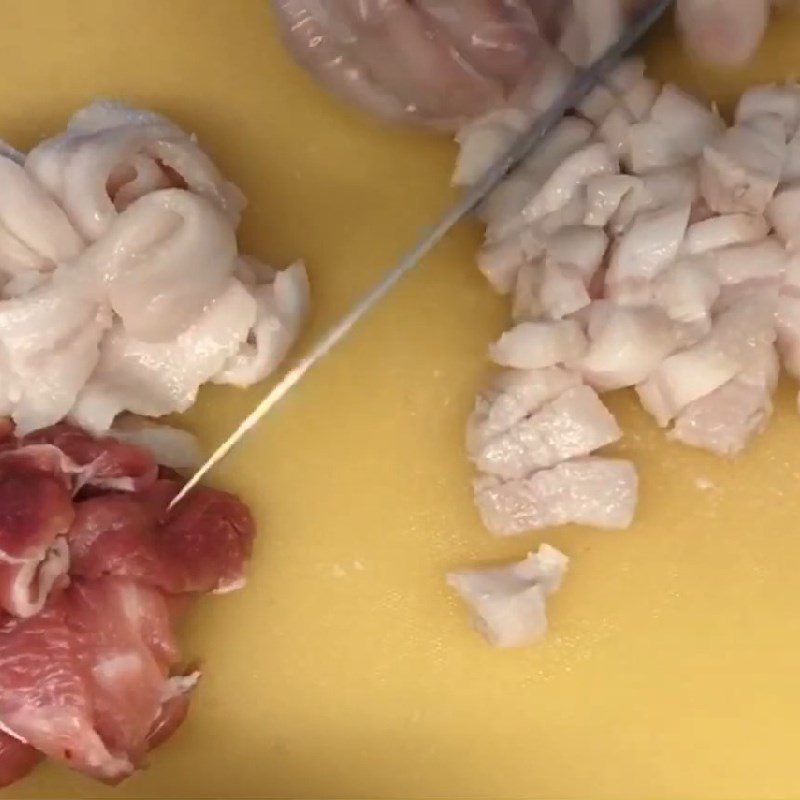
left=0, top=422, right=256, bottom=789
left=0, top=449, right=75, bottom=618
left=23, top=423, right=158, bottom=492
left=0, top=731, right=41, bottom=789
left=0, top=598, right=132, bottom=782
left=69, top=480, right=256, bottom=595
left=0, top=578, right=195, bottom=784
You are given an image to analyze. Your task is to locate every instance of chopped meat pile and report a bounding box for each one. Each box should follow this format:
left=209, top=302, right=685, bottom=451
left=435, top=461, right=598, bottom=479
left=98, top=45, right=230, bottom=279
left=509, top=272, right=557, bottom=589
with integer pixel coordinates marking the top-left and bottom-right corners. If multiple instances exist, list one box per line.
left=0, top=423, right=254, bottom=788
left=0, top=101, right=309, bottom=436
left=449, top=65, right=800, bottom=647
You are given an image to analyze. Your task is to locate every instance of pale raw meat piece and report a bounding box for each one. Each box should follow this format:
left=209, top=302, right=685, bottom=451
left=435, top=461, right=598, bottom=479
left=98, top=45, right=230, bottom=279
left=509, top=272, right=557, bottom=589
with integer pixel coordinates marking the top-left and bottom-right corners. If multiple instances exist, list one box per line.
left=636, top=344, right=740, bottom=427
left=627, top=85, right=724, bottom=173
left=467, top=367, right=581, bottom=452
left=215, top=261, right=310, bottom=387
left=677, top=0, right=771, bottom=66
left=584, top=174, right=641, bottom=227
left=767, top=185, right=800, bottom=249
left=707, top=237, right=788, bottom=287
left=539, top=260, right=590, bottom=320
left=596, top=106, right=634, bottom=162
left=482, top=117, right=593, bottom=235
left=700, top=117, right=787, bottom=215
left=545, top=225, right=608, bottom=281
left=474, top=457, right=638, bottom=535
left=71, top=279, right=256, bottom=432
left=511, top=262, right=545, bottom=322
left=735, top=85, right=800, bottom=139
left=471, top=384, right=621, bottom=480
left=26, top=100, right=244, bottom=241
left=476, top=233, right=540, bottom=295
left=466, top=367, right=582, bottom=453
left=452, top=108, right=527, bottom=186
left=612, top=163, right=699, bottom=232
left=563, top=0, right=624, bottom=65
left=446, top=544, right=569, bottom=648
left=578, top=84, right=617, bottom=125
left=605, top=201, right=692, bottom=296
left=520, top=142, right=617, bottom=224
left=783, top=127, right=800, bottom=184
left=489, top=319, right=587, bottom=369
left=654, top=259, right=720, bottom=328
left=0, top=271, right=111, bottom=433
left=76, top=189, right=238, bottom=342
left=682, top=213, right=769, bottom=256
left=620, top=78, right=659, bottom=122
left=670, top=377, right=774, bottom=456
left=0, top=155, right=84, bottom=279
left=576, top=303, right=678, bottom=391
left=536, top=193, right=588, bottom=236
left=636, top=291, right=778, bottom=426
left=605, top=58, right=646, bottom=95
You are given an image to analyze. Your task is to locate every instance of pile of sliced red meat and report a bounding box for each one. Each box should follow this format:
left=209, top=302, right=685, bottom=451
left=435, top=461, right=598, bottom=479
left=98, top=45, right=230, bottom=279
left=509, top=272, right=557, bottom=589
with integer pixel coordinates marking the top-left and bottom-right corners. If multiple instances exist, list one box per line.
left=0, top=423, right=255, bottom=788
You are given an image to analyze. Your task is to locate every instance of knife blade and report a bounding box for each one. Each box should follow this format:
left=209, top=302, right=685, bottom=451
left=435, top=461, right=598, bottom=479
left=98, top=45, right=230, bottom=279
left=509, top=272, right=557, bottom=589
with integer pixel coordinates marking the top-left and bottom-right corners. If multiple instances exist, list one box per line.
left=169, top=0, right=674, bottom=509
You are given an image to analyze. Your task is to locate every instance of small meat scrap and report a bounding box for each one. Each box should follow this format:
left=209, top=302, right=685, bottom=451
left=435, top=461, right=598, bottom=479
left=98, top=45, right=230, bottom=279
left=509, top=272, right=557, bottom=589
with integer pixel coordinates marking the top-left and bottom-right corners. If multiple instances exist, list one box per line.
left=447, top=544, right=569, bottom=648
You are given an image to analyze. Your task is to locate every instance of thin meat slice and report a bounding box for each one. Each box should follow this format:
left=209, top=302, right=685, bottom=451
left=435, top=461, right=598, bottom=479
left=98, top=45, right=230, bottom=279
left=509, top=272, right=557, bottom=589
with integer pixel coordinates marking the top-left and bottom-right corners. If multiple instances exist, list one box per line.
left=67, top=578, right=179, bottom=768
left=470, top=385, right=621, bottom=480
left=68, top=481, right=255, bottom=595
left=447, top=544, right=569, bottom=648
left=0, top=577, right=193, bottom=785
left=0, top=731, right=41, bottom=789
left=0, top=598, right=133, bottom=783
left=474, top=457, right=638, bottom=536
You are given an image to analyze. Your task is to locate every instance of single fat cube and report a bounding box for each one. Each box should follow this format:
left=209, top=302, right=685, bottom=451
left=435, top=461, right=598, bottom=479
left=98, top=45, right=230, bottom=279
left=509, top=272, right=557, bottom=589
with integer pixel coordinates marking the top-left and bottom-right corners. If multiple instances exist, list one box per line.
left=446, top=544, right=569, bottom=648
left=700, top=117, right=786, bottom=215
left=474, top=457, right=638, bottom=536
left=471, top=384, right=622, bottom=480
left=489, top=319, right=588, bottom=370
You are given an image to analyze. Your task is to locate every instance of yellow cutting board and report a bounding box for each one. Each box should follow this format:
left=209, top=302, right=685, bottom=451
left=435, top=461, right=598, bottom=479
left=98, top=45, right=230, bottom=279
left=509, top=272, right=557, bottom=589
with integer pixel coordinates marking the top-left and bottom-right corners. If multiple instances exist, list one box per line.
left=5, top=3, right=800, bottom=798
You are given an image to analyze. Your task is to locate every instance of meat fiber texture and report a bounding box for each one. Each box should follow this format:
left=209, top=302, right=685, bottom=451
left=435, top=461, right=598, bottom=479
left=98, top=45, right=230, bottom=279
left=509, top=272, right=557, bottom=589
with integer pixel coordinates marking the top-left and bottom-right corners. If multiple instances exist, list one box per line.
left=0, top=101, right=310, bottom=435
left=451, top=68, right=800, bottom=646
left=0, top=422, right=255, bottom=788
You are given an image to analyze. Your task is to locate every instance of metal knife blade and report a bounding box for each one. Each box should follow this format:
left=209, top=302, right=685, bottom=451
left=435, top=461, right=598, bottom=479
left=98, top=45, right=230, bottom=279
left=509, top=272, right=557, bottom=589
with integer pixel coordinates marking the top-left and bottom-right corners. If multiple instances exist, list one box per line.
left=169, top=0, right=673, bottom=509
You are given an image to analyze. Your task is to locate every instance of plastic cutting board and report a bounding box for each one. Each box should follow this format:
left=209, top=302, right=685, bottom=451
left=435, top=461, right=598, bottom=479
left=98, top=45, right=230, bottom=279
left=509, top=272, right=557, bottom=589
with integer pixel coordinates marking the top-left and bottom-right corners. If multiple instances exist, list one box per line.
left=6, top=3, right=800, bottom=798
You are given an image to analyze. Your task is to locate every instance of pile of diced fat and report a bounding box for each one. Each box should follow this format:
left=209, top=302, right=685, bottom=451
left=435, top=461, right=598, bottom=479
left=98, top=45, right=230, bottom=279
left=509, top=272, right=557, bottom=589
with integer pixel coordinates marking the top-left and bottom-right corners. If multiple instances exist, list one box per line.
left=447, top=60, right=800, bottom=647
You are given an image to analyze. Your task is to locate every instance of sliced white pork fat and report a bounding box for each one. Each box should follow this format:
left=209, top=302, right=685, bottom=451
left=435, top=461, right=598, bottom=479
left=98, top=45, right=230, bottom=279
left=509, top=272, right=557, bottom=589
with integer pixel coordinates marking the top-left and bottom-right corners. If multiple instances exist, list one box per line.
left=0, top=102, right=310, bottom=434
left=447, top=544, right=569, bottom=648
left=489, top=319, right=587, bottom=369
left=70, top=280, right=258, bottom=433
left=26, top=100, right=244, bottom=240
left=475, top=458, right=638, bottom=536
left=470, top=384, right=621, bottom=480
